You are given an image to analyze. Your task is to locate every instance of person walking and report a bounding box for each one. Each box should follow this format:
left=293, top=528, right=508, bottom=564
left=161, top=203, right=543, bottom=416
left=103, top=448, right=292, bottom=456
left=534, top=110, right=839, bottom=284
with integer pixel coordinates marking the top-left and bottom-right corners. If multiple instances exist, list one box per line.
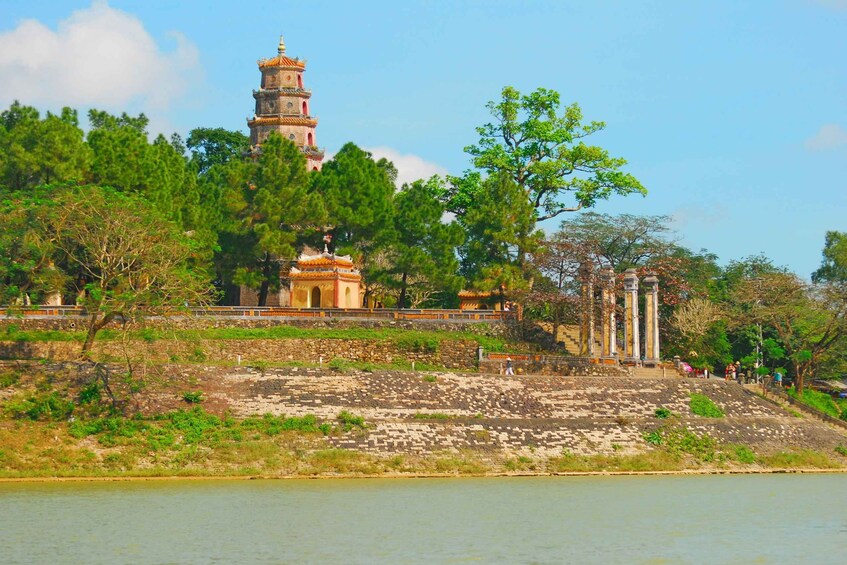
left=505, top=356, right=515, bottom=376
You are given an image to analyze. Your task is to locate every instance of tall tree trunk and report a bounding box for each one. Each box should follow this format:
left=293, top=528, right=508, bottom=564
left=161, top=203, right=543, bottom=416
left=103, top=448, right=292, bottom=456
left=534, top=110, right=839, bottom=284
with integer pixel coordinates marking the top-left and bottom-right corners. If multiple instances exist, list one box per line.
left=794, top=360, right=805, bottom=395
left=81, top=314, right=100, bottom=357
left=258, top=254, right=273, bottom=306
left=398, top=272, right=408, bottom=310
left=81, top=311, right=116, bottom=358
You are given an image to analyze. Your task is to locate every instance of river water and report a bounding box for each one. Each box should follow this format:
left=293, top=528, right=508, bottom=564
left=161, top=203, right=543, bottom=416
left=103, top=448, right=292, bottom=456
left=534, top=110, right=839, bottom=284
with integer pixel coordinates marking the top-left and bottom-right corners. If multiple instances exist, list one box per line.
left=1, top=474, right=845, bottom=564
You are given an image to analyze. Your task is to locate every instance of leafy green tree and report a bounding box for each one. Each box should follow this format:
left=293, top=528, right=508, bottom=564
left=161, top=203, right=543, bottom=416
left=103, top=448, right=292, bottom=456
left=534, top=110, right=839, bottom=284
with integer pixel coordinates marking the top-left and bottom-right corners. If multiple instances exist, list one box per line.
left=86, top=109, right=150, bottom=192
left=729, top=272, right=847, bottom=393
left=557, top=213, right=674, bottom=271
left=219, top=133, right=325, bottom=305
left=14, top=185, right=215, bottom=354
left=186, top=127, right=250, bottom=175
left=313, top=143, right=395, bottom=281
left=463, top=86, right=645, bottom=221
left=379, top=178, right=464, bottom=308
left=0, top=192, right=66, bottom=304
left=458, top=173, right=542, bottom=303
left=0, top=102, right=90, bottom=191
left=812, top=231, right=847, bottom=284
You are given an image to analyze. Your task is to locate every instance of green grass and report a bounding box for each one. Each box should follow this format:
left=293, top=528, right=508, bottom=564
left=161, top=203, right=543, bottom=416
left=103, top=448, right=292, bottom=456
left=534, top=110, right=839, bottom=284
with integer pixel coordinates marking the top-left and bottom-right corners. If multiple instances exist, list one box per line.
left=0, top=369, right=21, bottom=388
left=412, top=412, right=454, bottom=420
left=786, top=387, right=842, bottom=419
left=0, top=324, right=508, bottom=351
left=689, top=393, right=725, bottom=418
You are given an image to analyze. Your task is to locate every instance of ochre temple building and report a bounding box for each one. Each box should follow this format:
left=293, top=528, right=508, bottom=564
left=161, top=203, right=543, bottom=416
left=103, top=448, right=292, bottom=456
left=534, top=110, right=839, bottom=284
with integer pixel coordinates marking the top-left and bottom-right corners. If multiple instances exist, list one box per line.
left=239, top=37, right=359, bottom=307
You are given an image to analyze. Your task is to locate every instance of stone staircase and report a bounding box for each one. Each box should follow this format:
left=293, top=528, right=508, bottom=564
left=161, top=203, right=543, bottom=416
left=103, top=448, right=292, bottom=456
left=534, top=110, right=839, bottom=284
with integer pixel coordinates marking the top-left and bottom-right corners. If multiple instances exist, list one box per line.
left=535, top=322, right=601, bottom=356
left=629, top=366, right=675, bottom=378
left=217, top=368, right=847, bottom=459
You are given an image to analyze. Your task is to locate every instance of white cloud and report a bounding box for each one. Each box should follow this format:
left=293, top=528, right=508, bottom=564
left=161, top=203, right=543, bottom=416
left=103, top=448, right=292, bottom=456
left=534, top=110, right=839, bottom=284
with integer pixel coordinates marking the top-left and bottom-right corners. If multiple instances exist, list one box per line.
left=364, top=146, right=449, bottom=187
left=812, top=0, right=847, bottom=11
left=805, top=124, right=847, bottom=151
left=0, top=1, right=200, bottom=123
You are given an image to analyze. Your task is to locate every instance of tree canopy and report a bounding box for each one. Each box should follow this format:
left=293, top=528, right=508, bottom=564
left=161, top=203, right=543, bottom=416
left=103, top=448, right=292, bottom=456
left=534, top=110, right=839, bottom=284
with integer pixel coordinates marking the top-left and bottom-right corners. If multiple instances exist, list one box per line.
left=463, top=86, right=646, bottom=221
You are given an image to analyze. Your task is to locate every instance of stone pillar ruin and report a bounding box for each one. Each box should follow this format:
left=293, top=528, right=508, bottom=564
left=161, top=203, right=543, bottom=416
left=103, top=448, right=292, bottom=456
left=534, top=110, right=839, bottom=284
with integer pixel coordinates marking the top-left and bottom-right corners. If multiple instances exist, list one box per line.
left=600, top=268, right=617, bottom=358
left=578, top=263, right=595, bottom=357
left=643, top=273, right=660, bottom=365
left=623, top=268, right=640, bottom=363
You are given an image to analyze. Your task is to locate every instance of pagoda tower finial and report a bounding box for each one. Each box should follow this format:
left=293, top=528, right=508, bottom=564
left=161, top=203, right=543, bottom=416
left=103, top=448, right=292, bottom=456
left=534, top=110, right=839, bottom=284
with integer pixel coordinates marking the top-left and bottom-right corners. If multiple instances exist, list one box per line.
left=277, top=35, right=286, bottom=54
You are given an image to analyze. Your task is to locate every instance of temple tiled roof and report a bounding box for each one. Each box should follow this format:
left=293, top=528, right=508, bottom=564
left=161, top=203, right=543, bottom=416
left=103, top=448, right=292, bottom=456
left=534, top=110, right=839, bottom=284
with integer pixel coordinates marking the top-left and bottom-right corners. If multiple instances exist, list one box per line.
left=257, top=55, right=306, bottom=70
left=296, top=252, right=354, bottom=268
left=289, top=271, right=362, bottom=282
left=458, top=290, right=495, bottom=299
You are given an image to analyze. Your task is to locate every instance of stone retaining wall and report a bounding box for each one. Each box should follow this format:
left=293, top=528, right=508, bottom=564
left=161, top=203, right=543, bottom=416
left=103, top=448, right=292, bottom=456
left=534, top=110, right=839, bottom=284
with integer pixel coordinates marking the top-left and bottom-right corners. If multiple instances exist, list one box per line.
left=0, top=338, right=479, bottom=369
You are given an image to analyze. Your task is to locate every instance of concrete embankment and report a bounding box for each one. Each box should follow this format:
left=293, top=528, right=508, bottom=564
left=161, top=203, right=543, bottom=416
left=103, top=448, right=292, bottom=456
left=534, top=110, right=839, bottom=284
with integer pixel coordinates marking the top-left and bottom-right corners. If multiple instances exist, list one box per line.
left=188, top=367, right=847, bottom=458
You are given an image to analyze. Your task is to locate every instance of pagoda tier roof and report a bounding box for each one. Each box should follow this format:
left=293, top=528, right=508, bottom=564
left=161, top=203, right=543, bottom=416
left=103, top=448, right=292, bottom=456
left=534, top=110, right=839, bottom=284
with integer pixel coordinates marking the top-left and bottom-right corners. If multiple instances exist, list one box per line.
left=257, top=55, right=306, bottom=70
left=253, top=87, right=312, bottom=98
left=289, top=271, right=362, bottom=282
left=296, top=251, right=354, bottom=268
left=248, top=116, right=318, bottom=127
left=458, top=290, right=496, bottom=299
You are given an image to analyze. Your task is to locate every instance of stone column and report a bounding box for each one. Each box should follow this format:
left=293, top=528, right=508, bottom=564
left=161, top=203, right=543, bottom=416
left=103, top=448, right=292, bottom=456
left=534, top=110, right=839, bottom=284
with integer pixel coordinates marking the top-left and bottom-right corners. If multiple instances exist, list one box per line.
left=643, top=273, right=660, bottom=365
left=579, top=263, right=595, bottom=357
left=623, top=268, right=640, bottom=363
left=600, top=269, right=617, bottom=358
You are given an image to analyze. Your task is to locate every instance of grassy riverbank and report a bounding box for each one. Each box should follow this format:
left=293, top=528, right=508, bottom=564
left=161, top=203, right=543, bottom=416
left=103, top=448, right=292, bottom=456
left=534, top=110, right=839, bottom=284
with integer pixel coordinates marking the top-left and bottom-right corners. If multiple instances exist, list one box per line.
left=3, top=362, right=847, bottom=479
left=1, top=405, right=844, bottom=480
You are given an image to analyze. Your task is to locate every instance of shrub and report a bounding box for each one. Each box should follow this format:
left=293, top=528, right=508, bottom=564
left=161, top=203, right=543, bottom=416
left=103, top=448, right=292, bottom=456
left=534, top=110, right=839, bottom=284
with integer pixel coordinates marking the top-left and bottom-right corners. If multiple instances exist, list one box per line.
left=835, top=445, right=847, bottom=457
left=689, top=393, right=725, bottom=418
left=422, top=375, right=437, bottom=383
left=78, top=383, right=101, bottom=405
left=337, top=410, right=366, bottom=430
left=182, top=391, right=204, bottom=404
left=732, top=445, right=756, bottom=464
left=0, top=370, right=21, bottom=388
left=654, top=407, right=672, bottom=419
left=4, top=391, right=74, bottom=421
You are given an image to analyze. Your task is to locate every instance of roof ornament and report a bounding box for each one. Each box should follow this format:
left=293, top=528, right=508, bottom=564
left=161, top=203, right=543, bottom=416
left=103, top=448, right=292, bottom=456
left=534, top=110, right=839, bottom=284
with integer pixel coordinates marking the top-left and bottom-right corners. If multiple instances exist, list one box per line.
left=278, top=35, right=286, bottom=55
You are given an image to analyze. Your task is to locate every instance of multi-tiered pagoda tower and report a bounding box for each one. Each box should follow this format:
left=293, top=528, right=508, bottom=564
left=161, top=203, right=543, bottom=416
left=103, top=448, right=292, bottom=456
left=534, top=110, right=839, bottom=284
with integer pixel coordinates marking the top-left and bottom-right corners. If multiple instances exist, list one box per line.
left=248, top=36, right=324, bottom=171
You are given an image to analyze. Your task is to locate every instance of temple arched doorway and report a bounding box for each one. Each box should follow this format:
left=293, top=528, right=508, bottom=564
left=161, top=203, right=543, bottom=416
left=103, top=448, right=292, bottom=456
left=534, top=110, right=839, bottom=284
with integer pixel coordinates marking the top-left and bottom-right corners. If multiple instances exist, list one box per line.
left=310, top=287, right=321, bottom=308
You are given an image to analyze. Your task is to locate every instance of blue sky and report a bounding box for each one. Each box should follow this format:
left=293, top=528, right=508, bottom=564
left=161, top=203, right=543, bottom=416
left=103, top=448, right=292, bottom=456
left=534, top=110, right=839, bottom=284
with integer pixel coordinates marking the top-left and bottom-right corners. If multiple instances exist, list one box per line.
left=1, top=0, right=845, bottom=277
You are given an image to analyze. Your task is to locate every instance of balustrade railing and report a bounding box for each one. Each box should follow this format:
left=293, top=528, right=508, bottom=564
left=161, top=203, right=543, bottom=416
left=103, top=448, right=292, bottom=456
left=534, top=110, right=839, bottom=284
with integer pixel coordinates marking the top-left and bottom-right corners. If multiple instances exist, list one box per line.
left=2, top=305, right=517, bottom=322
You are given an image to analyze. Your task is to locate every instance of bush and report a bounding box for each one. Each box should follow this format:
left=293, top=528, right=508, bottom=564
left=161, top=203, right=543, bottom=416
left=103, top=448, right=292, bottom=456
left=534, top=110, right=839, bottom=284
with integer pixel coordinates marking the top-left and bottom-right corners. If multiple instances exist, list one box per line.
left=182, top=391, right=204, bottom=404
left=0, top=370, right=21, bottom=388
left=732, top=445, right=756, bottom=464
left=654, top=407, right=672, bottom=419
left=337, top=410, right=366, bottom=430
left=689, top=393, right=725, bottom=418
left=78, top=383, right=101, bottom=404
left=5, top=391, right=74, bottom=421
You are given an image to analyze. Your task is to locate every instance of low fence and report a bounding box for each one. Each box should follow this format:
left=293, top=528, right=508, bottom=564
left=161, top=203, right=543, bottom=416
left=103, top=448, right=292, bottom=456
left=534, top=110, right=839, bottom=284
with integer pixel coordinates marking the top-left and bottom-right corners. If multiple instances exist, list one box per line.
left=2, top=305, right=516, bottom=323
